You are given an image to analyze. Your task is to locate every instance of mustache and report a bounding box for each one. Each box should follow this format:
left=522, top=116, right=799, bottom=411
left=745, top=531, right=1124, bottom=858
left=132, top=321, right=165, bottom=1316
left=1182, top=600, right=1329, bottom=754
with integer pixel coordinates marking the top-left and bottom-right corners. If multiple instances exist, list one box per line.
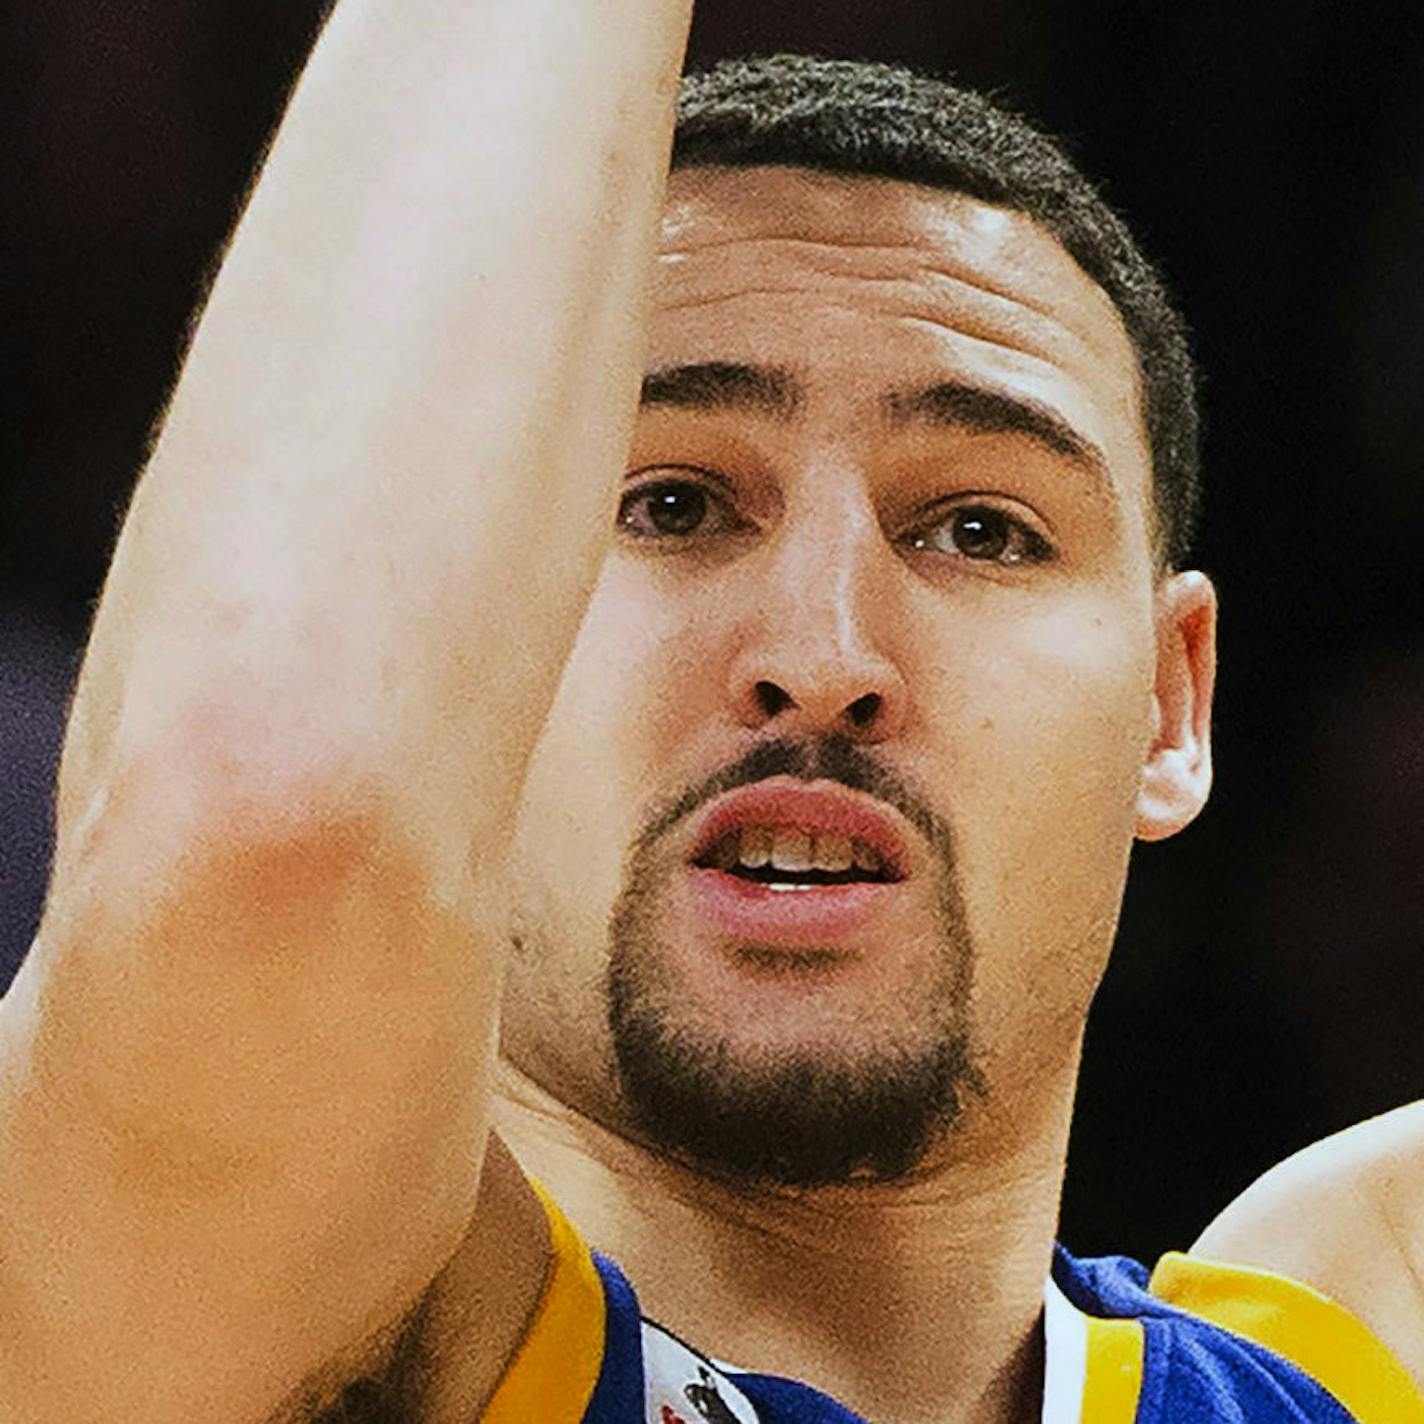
left=630, top=734, right=953, bottom=865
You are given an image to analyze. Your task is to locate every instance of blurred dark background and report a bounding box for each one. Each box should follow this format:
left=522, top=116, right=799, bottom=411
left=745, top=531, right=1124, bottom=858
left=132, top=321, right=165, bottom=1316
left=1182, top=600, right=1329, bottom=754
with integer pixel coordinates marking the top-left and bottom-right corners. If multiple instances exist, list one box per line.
left=3, top=1, right=1422, bottom=1263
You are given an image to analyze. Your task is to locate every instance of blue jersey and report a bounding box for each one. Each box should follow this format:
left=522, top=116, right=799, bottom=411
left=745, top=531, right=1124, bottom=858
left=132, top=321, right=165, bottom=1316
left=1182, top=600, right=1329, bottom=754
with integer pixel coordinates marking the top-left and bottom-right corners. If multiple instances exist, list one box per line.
left=1046, top=1247, right=1422, bottom=1423
left=479, top=1186, right=1423, bottom=1423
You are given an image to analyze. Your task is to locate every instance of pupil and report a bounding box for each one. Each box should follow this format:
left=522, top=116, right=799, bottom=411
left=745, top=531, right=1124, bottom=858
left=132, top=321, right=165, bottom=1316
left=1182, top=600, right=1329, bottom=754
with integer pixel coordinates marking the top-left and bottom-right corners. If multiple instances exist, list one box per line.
left=649, top=485, right=707, bottom=536
left=954, top=509, right=1008, bottom=559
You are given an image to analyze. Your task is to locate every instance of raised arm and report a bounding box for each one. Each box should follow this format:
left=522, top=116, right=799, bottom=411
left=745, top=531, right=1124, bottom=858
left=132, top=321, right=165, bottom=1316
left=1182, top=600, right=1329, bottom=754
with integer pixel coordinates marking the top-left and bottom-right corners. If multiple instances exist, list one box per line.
left=0, top=2, right=689, bottom=1418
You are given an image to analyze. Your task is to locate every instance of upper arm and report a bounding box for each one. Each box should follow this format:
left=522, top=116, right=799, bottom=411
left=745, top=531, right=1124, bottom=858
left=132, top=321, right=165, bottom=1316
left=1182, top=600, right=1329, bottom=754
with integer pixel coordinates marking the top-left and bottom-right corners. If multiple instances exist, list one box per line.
left=1191, top=1101, right=1424, bottom=1392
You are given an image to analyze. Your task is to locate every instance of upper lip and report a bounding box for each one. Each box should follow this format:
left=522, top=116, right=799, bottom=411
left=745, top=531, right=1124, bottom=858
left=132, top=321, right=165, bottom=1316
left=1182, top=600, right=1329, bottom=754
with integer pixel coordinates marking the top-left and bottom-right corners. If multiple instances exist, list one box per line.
left=687, top=777, right=911, bottom=880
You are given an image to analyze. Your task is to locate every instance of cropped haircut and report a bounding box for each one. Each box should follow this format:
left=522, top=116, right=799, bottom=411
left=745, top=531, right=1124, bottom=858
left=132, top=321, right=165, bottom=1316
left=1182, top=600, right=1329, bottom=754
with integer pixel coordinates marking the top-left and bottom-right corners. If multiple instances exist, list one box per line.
left=672, top=55, right=1201, bottom=569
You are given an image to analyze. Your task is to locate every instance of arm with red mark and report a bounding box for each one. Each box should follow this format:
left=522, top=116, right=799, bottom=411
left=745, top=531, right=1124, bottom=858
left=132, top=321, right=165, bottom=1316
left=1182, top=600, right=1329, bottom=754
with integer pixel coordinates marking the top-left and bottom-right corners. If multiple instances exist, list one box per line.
left=0, top=2, right=690, bottom=1418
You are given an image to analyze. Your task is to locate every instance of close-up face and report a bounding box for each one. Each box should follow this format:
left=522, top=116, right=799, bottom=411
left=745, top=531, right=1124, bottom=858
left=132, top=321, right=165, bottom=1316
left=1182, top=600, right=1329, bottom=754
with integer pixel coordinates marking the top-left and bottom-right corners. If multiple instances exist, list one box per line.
left=502, top=165, right=1213, bottom=1187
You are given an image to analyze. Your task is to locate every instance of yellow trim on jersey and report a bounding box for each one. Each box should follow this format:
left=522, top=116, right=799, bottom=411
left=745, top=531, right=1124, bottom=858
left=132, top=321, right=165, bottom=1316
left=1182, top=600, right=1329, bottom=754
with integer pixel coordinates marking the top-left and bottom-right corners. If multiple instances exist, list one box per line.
left=1149, top=1252, right=1424, bottom=1424
left=482, top=1181, right=607, bottom=1424
left=1080, top=1316, right=1145, bottom=1424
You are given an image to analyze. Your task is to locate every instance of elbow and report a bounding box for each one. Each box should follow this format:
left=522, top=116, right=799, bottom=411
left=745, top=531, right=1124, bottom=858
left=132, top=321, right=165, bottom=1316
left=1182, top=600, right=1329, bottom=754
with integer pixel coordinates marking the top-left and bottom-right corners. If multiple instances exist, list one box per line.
left=50, top=682, right=408, bottom=938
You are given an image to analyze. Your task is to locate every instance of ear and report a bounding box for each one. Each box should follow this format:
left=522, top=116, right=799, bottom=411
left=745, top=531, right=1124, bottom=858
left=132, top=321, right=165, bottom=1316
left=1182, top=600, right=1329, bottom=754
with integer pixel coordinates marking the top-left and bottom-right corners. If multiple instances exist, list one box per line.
left=1136, top=570, right=1217, bottom=842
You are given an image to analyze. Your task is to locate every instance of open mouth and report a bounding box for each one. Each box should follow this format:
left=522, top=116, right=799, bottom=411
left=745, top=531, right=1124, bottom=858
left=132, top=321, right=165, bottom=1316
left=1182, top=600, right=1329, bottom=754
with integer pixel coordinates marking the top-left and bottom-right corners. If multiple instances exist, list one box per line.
left=694, top=826, right=902, bottom=887
left=681, top=782, right=912, bottom=948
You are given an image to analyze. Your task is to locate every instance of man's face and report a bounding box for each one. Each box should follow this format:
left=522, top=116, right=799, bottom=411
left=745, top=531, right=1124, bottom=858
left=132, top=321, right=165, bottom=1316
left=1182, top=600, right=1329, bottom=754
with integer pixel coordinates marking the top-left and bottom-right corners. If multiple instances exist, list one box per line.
left=501, top=166, right=1211, bottom=1186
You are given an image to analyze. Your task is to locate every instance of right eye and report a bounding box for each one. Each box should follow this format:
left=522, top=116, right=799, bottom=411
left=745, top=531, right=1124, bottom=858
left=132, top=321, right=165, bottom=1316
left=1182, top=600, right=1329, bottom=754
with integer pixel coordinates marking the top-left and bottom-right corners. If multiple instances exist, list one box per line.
left=617, top=476, right=743, bottom=542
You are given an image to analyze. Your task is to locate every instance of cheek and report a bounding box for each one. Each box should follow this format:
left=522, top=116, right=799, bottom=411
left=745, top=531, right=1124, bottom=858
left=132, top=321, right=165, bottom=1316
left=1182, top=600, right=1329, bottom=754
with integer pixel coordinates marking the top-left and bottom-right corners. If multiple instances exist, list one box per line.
left=504, top=572, right=682, bottom=1090
left=919, top=596, right=1155, bottom=1043
left=561, top=563, right=733, bottom=788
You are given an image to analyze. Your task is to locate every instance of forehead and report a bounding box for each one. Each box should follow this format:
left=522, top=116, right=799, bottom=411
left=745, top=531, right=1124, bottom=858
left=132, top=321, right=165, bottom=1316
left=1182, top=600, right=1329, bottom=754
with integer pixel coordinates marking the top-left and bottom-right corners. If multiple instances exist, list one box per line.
left=650, top=166, right=1151, bottom=509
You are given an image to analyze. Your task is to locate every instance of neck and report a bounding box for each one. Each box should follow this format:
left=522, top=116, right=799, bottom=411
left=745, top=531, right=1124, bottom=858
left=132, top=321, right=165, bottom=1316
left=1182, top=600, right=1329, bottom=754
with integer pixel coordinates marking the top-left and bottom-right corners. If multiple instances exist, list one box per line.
left=493, top=1059, right=1076, bottom=1424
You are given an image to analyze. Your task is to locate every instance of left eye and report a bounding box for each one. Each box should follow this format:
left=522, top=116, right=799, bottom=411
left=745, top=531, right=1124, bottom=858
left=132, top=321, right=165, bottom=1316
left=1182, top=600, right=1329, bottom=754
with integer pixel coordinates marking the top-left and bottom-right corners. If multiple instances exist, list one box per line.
left=907, top=504, right=1052, bottom=565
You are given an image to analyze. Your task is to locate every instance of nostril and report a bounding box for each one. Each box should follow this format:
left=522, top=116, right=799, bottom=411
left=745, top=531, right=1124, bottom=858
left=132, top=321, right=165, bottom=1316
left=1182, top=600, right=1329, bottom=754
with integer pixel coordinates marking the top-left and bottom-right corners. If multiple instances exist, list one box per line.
left=846, top=692, right=881, bottom=728
left=754, top=680, right=793, bottom=718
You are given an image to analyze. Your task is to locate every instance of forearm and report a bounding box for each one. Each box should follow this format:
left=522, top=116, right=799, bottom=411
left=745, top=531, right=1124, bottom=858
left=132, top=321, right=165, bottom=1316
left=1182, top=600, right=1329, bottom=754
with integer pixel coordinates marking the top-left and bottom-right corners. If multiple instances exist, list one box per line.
left=59, top=0, right=689, bottom=886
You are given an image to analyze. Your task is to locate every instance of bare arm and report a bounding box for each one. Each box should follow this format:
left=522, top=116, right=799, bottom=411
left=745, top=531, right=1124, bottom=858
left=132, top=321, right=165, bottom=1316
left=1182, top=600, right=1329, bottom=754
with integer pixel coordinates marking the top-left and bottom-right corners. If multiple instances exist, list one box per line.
left=0, top=2, right=689, bottom=1419
left=1191, top=1099, right=1424, bottom=1389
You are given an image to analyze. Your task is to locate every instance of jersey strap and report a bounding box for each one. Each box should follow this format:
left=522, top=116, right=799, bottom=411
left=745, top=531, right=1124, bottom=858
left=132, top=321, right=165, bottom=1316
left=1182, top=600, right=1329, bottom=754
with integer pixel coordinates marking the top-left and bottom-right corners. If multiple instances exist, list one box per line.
left=1149, top=1253, right=1424, bottom=1424
left=1042, top=1272, right=1145, bottom=1424
left=481, top=1179, right=607, bottom=1424
left=1057, top=1247, right=1368, bottom=1422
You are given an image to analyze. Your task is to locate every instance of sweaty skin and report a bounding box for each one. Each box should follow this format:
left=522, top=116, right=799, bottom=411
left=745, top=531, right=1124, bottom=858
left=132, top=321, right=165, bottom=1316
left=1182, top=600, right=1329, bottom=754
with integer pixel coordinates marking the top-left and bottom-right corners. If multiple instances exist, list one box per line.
left=495, top=165, right=1217, bottom=1424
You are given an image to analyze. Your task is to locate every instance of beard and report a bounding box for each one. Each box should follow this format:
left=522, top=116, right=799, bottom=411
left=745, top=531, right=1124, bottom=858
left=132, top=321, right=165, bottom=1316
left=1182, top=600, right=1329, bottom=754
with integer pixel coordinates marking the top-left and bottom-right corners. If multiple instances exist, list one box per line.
left=606, top=735, right=984, bottom=1190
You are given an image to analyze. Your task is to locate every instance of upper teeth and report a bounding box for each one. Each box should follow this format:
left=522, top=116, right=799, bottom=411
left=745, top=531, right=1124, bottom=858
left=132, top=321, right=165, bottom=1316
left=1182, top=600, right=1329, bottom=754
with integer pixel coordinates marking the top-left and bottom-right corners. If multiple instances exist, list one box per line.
left=725, top=827, right=884, bottom=875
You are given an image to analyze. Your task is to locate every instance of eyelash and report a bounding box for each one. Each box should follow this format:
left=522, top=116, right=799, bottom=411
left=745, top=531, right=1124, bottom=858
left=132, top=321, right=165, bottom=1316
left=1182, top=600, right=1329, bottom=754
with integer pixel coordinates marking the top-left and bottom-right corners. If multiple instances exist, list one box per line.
left=616, top=473, right=1055, bottom=566
left=903, top=497, right=1055, bottom=566
left=616, top=473, right=750, bottom=543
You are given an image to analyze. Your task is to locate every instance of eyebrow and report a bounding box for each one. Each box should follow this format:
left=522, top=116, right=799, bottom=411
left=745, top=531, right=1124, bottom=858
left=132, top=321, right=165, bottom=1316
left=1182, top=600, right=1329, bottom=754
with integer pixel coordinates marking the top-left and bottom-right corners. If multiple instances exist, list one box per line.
left=640, top=362, right=804, bottom=420
left=640, top=362, right=1108, bottom=482
left=881, top=380, right=1109, bottom=481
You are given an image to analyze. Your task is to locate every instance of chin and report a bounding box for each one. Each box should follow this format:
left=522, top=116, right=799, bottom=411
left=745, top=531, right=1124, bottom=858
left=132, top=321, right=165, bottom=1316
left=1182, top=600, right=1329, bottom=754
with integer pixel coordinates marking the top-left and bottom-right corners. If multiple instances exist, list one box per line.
left=607, top=957, right=985, bottom=1190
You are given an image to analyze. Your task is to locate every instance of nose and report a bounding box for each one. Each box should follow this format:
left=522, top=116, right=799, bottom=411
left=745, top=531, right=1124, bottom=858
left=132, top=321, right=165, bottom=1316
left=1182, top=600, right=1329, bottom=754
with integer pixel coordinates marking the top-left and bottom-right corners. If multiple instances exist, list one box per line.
left=726, top=496, right=909, bottom=744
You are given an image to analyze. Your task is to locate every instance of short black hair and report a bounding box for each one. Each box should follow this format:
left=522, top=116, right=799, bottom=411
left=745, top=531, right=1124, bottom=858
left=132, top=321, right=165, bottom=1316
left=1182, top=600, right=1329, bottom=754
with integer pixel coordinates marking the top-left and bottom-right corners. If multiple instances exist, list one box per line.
left=673, top=55, right=1201, bottom=569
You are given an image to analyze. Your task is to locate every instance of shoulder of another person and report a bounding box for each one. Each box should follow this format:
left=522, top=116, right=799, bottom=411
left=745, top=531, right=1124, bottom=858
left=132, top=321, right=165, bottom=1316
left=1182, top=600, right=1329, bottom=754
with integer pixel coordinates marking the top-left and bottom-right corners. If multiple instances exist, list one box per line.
left=1189, top=1099, right=1424, bottom=1392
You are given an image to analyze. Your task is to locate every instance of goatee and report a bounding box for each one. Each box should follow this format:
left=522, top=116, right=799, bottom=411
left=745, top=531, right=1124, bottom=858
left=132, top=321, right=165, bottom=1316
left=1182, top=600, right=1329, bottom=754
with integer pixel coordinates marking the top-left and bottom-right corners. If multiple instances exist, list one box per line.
left=606, top=735, right=984, bottom=1189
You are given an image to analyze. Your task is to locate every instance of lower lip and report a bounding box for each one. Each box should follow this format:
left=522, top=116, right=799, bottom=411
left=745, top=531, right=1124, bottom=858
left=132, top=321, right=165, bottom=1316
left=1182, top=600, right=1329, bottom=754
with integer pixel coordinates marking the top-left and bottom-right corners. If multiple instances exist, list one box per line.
left=685, top=867, right=902, bottom=948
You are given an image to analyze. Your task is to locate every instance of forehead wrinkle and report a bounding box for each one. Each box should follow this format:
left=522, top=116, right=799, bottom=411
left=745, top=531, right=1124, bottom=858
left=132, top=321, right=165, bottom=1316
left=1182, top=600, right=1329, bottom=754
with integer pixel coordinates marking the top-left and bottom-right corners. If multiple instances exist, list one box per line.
left=652, top=286, right=1096, bottom=394
left=911, top=259, right=1124, bottom=370
left=887, top=310, right=1127, bottom=412
left=670, top=238, right=1084, bottom=339
left=656, top=236, right=1025, bottom=303
left=658, top=231, right=915, bottom=255
left=659, top=230, right=1089, bottom=329
left=653, top=284, right=1053, bottom=369
left=661, top=169, right=1132, bottom=353
left=653, top=284, right=837, bottom=317
left=655, top=255, right=1109, bottom=376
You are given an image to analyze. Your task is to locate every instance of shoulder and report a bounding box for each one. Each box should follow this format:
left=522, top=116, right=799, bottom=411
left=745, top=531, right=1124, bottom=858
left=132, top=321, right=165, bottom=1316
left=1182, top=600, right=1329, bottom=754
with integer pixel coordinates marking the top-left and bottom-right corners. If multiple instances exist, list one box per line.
left=1190, top=1100, right=1424, bottom=1393
left=1054, top=1238, right=1424, bottom=1423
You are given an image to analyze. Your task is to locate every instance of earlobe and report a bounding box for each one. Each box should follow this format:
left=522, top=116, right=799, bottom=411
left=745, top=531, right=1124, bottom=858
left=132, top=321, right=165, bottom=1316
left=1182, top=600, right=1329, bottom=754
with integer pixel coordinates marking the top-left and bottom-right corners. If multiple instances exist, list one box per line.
left=1136, top=570, right=1218, bottom=842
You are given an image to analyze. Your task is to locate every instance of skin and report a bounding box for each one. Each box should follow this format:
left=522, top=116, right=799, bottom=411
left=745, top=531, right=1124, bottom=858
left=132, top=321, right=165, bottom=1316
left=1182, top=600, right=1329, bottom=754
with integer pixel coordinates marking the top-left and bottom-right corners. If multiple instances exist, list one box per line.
left=3, top=0, right=1417, bottom=1405
left=8, top=1, right=1416, bottom=1417
left=0, top=2, right=691, bottom=1419
left=495, top=164, right=1217, bottom=1423
left=1191, top=1101, right=1424, bottom=1393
